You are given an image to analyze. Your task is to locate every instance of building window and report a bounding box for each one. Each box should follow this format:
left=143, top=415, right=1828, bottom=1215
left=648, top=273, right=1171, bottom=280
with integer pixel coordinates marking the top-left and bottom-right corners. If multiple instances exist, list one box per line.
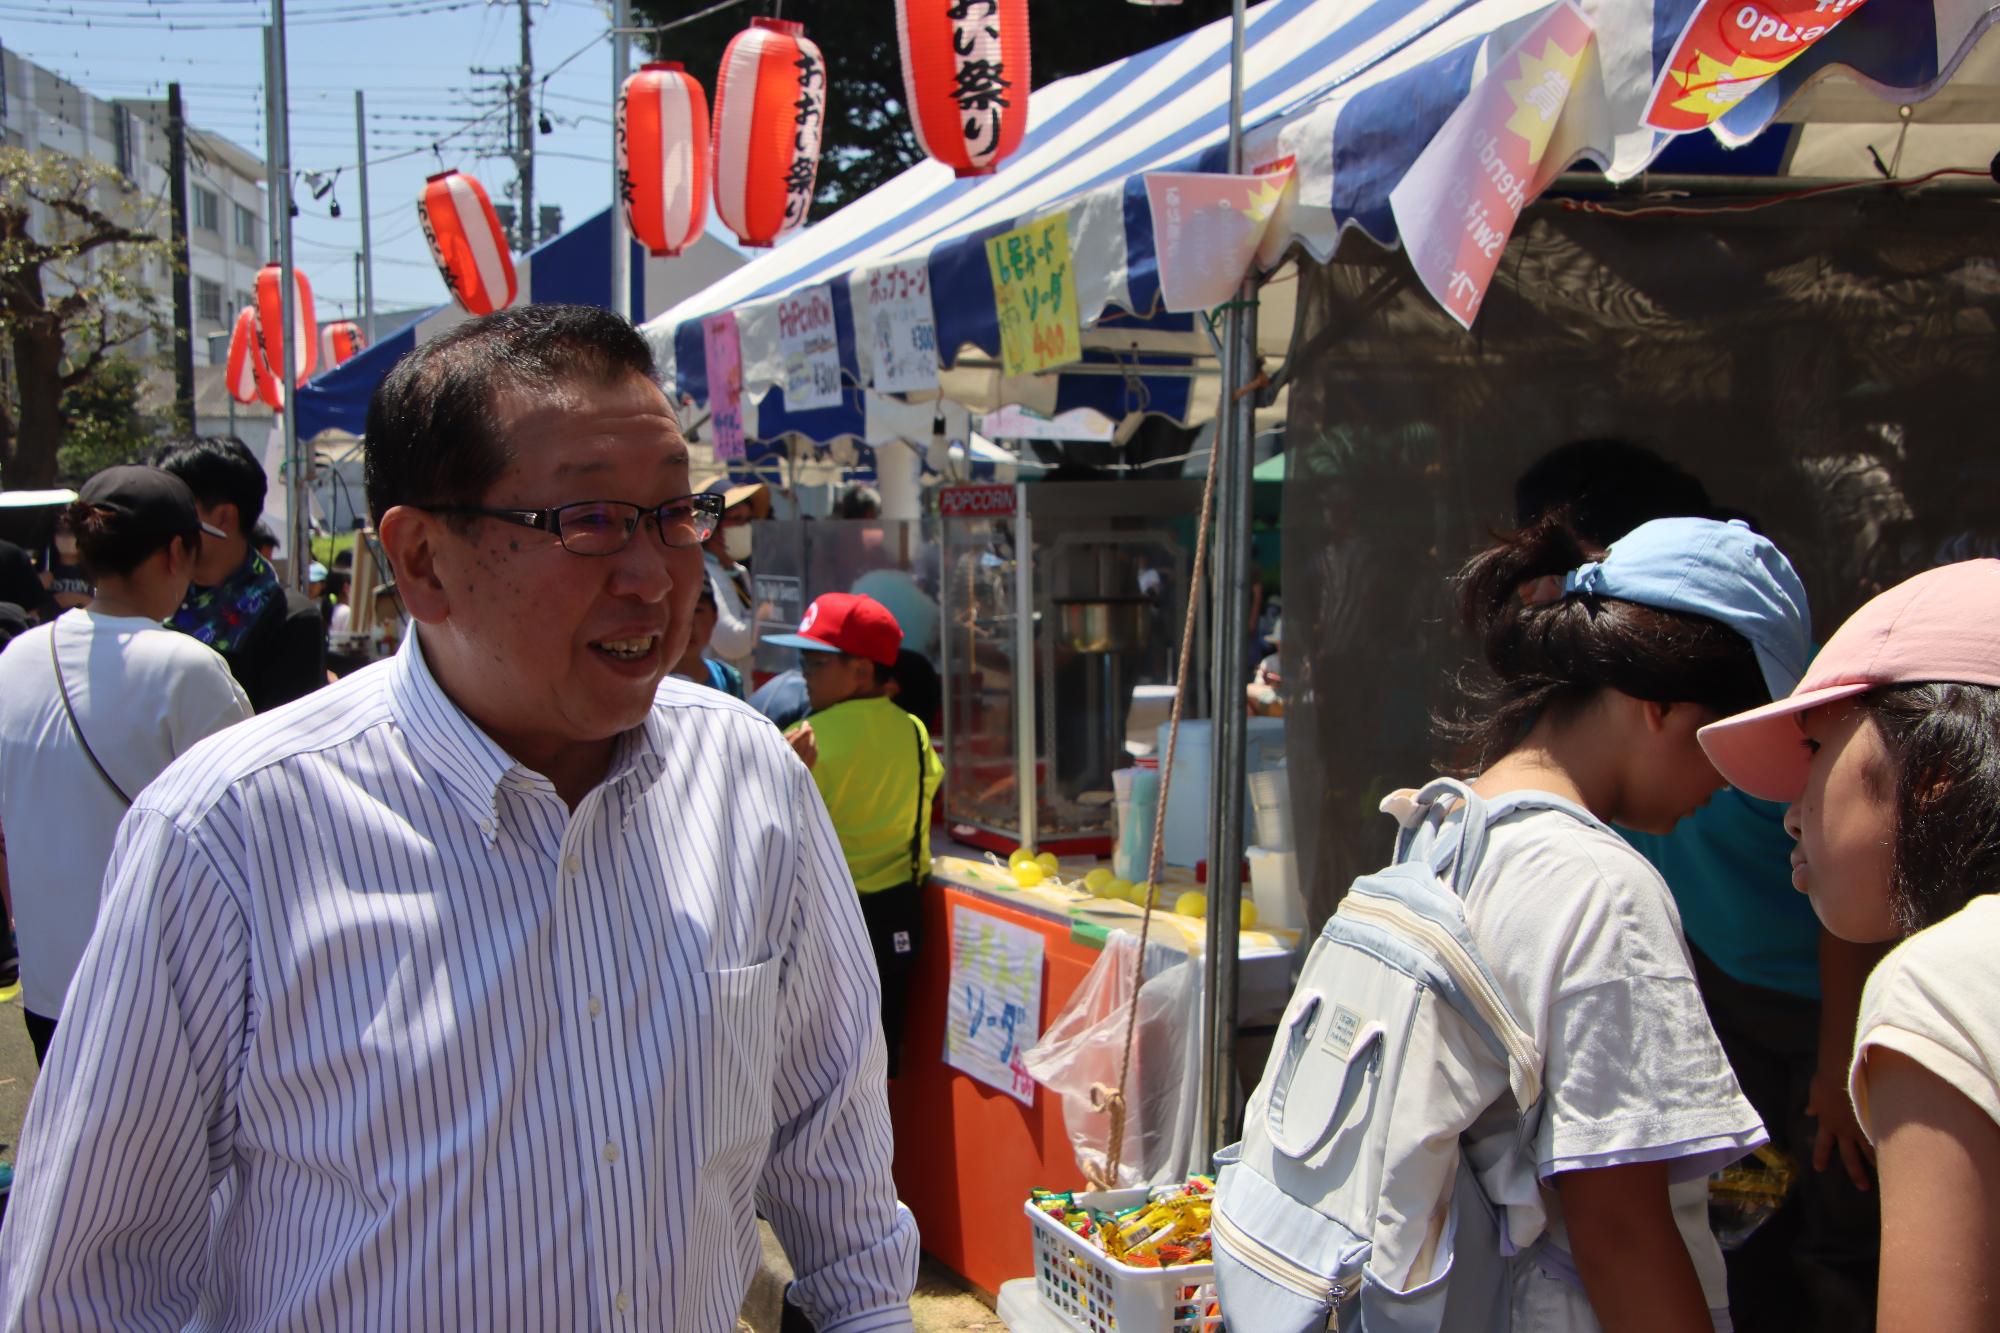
left=192, top=186, right=220, bottom=233
left=196, top=276, right=223, bottom=324
left=234, top=201, right=259, bottom=253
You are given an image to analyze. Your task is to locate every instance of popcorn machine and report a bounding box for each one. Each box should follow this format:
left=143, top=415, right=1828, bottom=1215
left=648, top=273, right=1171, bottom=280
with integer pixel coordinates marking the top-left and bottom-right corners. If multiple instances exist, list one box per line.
left=939, top=480, right=1201, bottom=856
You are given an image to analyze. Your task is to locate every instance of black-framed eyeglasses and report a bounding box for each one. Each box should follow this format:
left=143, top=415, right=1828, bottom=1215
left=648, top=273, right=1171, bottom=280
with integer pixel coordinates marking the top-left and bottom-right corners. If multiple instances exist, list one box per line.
left=421, top=493, right=723, bottom=556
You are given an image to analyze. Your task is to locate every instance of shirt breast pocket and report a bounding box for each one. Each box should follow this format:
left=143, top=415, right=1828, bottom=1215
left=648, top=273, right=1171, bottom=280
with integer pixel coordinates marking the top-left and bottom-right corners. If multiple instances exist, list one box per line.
left=699, top=956, right=782, bottom=1169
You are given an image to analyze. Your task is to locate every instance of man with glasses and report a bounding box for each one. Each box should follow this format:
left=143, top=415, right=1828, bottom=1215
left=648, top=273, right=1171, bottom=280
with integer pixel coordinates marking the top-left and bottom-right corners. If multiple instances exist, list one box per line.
left=0, top=305, right=918, bottom=1331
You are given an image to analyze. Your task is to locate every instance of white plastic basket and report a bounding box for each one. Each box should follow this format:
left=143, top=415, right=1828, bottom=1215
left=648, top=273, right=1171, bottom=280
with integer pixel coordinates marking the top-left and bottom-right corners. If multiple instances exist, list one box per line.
left=1024, top=1187, right=1223, bottom=1333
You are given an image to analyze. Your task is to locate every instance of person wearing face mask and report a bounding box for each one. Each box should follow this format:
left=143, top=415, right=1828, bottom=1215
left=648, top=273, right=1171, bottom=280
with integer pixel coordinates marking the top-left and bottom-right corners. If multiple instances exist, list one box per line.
left=700, top=479, right=767, bottom=678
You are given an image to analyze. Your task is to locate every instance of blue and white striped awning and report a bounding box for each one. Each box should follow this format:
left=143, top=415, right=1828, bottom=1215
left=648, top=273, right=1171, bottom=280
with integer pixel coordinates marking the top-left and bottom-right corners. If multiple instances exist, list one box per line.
left=642, top=0, right=2000, bottom=448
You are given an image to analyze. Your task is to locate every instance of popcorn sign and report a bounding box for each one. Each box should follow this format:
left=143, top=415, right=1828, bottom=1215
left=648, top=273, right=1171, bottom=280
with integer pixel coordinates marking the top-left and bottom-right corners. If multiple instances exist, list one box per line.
left=1388, top=2, right=1595, bottom=329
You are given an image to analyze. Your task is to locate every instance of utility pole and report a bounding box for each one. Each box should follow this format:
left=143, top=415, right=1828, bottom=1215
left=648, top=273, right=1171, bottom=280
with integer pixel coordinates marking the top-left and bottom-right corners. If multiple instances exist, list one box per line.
left=611, top=0, right=631, bottom=320
left=265, top=10, right=307, bottom=591
left=166, top=82, right=196, bottom=433
left=517, top=0, right=535, bottom=249
left=354, top=88, right=375, bottom=342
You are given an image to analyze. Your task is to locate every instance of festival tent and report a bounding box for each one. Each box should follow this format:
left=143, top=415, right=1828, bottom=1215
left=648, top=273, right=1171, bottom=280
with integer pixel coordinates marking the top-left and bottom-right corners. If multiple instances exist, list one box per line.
left=295, top=206, right=742, bottom=443
left=640, top=0, right=2000, bottom=453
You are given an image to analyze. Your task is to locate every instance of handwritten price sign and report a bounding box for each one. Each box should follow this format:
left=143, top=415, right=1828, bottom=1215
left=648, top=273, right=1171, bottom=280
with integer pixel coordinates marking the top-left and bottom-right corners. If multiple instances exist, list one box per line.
left=985, top=213, right=1080, bottom=378
left=943, top=905, right=1044, bottom=1105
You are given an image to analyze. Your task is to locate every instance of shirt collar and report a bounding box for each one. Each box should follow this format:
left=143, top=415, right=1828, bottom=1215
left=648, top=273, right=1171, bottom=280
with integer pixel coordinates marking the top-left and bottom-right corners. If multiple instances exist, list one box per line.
left=388, top=630, right=525, bottom=842
left=388, top=629, right=673, bottom=841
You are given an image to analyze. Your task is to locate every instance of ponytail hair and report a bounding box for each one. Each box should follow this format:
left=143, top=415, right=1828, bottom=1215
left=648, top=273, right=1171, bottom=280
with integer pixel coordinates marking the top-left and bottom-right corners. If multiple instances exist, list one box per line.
left=1439, top=514, right=1769, bottom=772
left=64, top=500, right=197, bottom=581
left=1864, top=682, right=2000, bottom=933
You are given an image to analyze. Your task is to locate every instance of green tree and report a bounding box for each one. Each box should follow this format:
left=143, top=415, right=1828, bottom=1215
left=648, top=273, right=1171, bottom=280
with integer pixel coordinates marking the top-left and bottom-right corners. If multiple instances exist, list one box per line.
left=1, top=146, right=174, bottom=490
left=56, top=355, right=168, bottom=482
left=632, top=0, right=1235, bottom=220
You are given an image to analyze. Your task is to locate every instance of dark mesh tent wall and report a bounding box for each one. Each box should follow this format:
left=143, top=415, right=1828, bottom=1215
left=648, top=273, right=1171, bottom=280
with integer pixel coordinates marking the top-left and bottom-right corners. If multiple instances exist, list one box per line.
left=1279, top=193, right=2000, bottom=925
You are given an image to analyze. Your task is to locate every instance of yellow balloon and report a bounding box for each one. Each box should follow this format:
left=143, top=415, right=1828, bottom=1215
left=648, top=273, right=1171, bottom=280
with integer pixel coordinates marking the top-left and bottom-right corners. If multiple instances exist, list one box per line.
left=1083, top=868, right=1114, bottom=893
left=1106, top=878, right=1134, bottom=902
left=1239, top=899, right=1259, bottom=929
left=1035, top=852, right=1060, bottom=874
left=1174, top=891, right=1208, bottom=919
left=1014, top=863, right=1046, bottom=888
left=1008, top=848, right=1039, bottom=873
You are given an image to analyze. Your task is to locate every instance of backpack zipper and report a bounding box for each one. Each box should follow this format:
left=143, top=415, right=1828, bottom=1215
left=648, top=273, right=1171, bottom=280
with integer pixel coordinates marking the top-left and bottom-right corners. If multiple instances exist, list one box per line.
left=1211, top=1202, right=1354, bottom=1314
left=1338, top=891, right=1542, bottom=1108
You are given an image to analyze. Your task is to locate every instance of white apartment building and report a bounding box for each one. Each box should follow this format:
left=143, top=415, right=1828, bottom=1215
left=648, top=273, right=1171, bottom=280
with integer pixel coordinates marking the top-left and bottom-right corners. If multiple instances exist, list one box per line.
left=1, top=44, right=275, bottom=436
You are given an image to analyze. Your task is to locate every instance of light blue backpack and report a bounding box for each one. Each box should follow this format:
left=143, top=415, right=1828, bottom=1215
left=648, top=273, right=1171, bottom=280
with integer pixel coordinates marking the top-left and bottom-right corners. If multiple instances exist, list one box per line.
left=1213, top=779, right=1603, bottom=1331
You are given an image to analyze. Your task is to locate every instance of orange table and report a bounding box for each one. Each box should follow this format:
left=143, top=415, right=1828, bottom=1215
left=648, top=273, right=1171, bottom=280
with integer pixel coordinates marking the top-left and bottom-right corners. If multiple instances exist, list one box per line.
left=888, top=882, right=1097, bottom=1298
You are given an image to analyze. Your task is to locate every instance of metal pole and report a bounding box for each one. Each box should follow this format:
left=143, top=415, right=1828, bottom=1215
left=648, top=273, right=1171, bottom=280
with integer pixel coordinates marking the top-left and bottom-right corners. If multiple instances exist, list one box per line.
left=268, top=12, right=307, bottom=591
left=355, top=88, right=375, bottom=343
left=1201, top=0, right=1254, bottom=1161
left=166, top=83, right=196, bottom=434
left=1012, top=486, right=1037, bottom=853
left=610, top=0, right=633, bottom=321
left=517, top=0, right=535, bottom=250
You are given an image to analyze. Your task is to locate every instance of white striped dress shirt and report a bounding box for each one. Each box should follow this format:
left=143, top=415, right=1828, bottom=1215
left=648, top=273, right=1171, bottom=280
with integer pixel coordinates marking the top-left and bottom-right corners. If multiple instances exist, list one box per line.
left=0, top=631, right=918, bottom=1331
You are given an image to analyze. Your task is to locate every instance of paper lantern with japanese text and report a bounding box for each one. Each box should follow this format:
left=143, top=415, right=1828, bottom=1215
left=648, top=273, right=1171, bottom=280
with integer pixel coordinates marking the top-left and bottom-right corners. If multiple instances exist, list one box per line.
left=711, top=19, right=826, bottom=248
left=321, top=320, right=365, bottom=369
left=247, top=311, right=285, bottom=412
left=418, top=169, right=518, bottom=316
left=620, top=62, right=711, bottom=258
left=895, top=0, right=1030, bottom=177
left=224, top=306, right=263, bottom=405
left=254, top=263, right=318, bottom=385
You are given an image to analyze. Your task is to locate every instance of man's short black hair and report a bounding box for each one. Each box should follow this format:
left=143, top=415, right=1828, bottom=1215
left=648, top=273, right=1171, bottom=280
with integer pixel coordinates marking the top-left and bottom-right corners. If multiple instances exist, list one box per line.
left=155, top=436, right=267, bottom=532
left=363, top=304, right=662, bottom=524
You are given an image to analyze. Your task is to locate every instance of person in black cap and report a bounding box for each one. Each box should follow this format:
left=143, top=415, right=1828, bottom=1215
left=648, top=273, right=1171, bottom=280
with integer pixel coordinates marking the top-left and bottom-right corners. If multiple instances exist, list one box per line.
left=155, top=437, right=325, bottom=712
left=0, top=466, right=250, bottom=1062
left=0, top=539, right=55, bottom=627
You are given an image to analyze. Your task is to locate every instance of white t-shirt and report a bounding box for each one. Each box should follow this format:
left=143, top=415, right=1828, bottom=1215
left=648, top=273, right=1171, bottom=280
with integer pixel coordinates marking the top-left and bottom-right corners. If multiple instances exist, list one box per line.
left=1450, top=800, right=1765, bottom=1330
left=1849, top=894, right=2000, bottom=1139
left=703, top=552, right=757, bottom=673
left=0, top=610, right=251, bottom=1017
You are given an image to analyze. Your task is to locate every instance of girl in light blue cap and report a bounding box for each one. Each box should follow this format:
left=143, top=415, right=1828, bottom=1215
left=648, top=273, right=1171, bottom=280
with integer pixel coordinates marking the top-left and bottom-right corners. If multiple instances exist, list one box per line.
left=1432, top=513, right=1812, bottom=1333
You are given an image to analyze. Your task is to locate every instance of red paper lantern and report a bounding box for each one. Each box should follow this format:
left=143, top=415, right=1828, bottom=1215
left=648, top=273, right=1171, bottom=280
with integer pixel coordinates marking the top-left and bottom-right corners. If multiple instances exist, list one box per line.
left=620, top=62, right=711, bottom=258
left=895, top=0, right=1030, bottom=177
left=248, top=312, right=285, bottom=412
left=419, top=169, right=518, bottom=316
left=712, top=18, right=827, bottom=248
left=255, top=263, right=318, bottom=385
left=225, top=306, right=262, bottom=406
left=321, top=320, right=365, bottom=369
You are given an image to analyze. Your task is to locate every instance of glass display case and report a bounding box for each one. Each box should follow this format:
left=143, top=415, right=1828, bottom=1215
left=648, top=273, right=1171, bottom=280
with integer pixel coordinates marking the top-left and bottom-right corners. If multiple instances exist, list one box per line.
left=939, top=480, right=1201, bottom=855
left=746, top=517, right=943, bottom=677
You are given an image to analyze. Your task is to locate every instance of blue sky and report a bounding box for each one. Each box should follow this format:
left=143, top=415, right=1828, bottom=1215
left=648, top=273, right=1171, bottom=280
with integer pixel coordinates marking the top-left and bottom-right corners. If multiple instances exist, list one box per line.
left=4, top=0, right=725, bottom=316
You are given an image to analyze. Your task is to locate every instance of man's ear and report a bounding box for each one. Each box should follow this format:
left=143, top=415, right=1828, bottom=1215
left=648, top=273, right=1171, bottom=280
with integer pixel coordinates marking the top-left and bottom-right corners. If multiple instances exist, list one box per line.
left=376, top=505, right=452, bottom=625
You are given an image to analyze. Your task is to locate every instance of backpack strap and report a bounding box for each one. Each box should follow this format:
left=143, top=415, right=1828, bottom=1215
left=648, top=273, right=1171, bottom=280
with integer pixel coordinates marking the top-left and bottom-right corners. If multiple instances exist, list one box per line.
left=1390, top=780, right=1609, bottom=902
left=49, top=625, right=134, bottom=808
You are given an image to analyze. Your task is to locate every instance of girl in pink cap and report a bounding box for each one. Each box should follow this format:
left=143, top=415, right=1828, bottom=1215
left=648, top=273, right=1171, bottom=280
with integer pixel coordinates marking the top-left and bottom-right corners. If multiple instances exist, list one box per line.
left=1699, top=560, right=2000, bottom=1333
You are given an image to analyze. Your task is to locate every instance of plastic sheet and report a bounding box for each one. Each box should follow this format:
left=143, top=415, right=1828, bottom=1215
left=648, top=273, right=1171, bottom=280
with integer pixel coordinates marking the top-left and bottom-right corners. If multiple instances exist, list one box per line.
left=1022, top=931, right=1204, bottom=1189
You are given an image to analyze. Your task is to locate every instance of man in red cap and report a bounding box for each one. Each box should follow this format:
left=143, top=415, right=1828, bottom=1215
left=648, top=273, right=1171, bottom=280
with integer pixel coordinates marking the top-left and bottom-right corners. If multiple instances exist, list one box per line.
left=767, top=593, right=942, bottom=1077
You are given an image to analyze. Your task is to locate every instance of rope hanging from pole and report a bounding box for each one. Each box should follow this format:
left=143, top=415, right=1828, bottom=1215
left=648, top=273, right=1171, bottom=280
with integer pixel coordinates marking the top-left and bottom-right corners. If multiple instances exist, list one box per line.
left=1083, top=367, right=1227, bottom=1191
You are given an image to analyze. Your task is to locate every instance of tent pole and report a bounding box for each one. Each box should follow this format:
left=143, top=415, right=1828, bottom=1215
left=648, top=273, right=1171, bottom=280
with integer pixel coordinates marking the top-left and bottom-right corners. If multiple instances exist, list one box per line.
left=1201, top=0, right=1254, bottom=1160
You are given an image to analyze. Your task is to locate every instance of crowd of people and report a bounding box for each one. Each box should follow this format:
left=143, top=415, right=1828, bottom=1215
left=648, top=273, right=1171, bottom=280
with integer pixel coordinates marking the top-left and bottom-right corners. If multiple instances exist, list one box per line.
left=0, top=303, right=1989, bottom=1331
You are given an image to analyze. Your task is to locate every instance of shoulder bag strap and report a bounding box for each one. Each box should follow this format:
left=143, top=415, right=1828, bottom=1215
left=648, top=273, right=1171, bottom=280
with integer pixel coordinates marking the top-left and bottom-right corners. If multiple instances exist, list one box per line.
left=909, top=718, right=928, bottom=886
left=49, top=626, right=134, bottom=808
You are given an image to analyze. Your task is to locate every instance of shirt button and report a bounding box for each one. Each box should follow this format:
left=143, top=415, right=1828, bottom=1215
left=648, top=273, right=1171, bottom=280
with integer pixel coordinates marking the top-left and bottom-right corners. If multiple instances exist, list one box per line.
left=614, top=1290, right=631, bottom=1314
left=564, top=855, right=582, bottom=875
left=602, top=1141, right=620, bottom=1163
left=587, top=995, right=603, bottom=1018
